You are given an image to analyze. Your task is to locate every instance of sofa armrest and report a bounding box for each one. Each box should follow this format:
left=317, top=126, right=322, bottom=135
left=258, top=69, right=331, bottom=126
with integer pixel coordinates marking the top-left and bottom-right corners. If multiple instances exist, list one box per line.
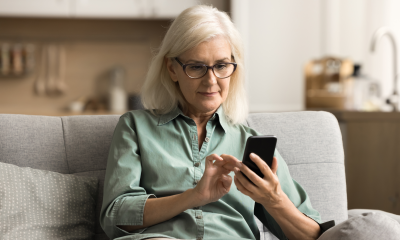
left=348, top=209, right=400, bottom=224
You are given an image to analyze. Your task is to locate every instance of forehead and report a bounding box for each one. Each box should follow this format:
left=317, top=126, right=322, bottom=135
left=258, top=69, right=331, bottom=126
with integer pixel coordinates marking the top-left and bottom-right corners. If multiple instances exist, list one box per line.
left=182, top=36, right=232, bottom=60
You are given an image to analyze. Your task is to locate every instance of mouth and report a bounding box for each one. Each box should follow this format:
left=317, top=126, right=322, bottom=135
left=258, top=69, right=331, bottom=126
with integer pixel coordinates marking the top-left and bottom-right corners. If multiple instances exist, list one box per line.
left=198, top=92, right=218, bottom=97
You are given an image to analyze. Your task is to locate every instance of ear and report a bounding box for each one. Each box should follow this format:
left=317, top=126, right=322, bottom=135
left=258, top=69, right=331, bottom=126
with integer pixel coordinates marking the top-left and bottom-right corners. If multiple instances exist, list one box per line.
left=166, top=57, right=178, bottom=82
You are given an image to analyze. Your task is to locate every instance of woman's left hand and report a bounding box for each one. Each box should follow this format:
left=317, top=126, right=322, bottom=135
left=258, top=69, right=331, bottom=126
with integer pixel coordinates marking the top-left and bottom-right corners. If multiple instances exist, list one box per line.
left=222, top=153, right=285, bottom=209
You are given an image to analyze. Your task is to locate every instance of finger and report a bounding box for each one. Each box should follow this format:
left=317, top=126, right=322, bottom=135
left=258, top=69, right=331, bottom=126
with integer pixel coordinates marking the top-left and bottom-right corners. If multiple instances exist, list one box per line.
left=213, top=158, right=226, bottom=167
left=206, top=154, right=223, bottom=167
left=234, top=175, right=253, bottom=196
left=221, top=163, right=238, bottom=171
left=271, top=157, right=278, bottom=175
left=220, top=154, right=242, bottom=168
left=234, top=168, right=258, bottom=192
left=237, top=159, right=264, bottom=186
left=220, top=174, right=232, bottom=191
left=249, top=153, right=274, bottom=179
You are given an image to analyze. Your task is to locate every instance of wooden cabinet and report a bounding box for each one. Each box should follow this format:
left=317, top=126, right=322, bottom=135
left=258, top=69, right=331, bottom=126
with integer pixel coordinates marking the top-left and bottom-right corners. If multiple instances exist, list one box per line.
left=0, top=0, right=70, bottom=17
left=330, top=111, right=400, bottom=214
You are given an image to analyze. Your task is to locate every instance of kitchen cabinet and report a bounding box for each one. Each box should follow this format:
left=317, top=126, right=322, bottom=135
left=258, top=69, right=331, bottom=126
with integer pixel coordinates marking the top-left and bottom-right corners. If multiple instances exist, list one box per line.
left=72, top=0, right=152, bottom=18
left=0, top=0, right=70, bottom=17
left=327, top=110, right=400, bottom=214
left=152, top=0, right=198, bottom=19
left=0, top=0, right=204, bottom=19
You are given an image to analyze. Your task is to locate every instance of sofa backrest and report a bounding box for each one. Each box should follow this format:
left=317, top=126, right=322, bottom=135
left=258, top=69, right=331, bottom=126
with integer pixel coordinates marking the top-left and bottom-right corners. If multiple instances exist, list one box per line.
left=0, top=114, right=119, bottom=240
left=0, top=111, right=347, bottom=239
left=247, top=111, right=347, bottom=224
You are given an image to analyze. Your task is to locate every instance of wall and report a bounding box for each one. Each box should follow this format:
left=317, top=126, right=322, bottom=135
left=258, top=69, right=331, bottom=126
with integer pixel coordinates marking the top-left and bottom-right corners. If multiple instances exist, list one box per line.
left=323, top=0, right=400, bottom=105
left=233, top=0, right=322, bottom=112
left=233, top=0, right=400, bottom=113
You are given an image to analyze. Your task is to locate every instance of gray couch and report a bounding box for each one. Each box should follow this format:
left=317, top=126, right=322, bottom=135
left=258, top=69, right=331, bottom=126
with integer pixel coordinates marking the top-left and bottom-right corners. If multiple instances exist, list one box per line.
left=0, top=111, right=398, bottom=239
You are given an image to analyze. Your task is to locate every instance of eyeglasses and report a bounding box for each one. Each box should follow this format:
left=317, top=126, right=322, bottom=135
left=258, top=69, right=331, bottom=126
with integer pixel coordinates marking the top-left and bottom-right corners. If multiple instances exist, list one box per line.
left=175, top=57, right=237, bottom=79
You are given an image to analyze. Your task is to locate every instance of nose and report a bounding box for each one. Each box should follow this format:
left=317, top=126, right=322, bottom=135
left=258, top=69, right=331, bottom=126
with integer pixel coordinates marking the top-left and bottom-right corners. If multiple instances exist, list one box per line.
left=202, top=67, right=217, bottom=86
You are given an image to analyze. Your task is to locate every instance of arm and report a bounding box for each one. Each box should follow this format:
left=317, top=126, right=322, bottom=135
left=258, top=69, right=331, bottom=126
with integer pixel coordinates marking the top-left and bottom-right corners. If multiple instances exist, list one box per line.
left=118, top=189, right=198, bottom=232
left=222, top=153, right=321, bottom=240
left=261, top=191, right=321, bottom=240
left=119, top=153, right=234, bottom=232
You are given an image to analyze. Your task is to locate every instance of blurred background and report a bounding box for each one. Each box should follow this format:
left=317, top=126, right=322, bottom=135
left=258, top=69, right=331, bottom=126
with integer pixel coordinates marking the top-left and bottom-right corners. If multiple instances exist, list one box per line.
left=1, top=0, right=400, bottom=215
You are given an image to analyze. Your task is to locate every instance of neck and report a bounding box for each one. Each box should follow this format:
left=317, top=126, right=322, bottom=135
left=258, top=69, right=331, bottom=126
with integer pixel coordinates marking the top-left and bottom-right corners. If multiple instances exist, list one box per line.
left=181, top=104, right=218, bottom=126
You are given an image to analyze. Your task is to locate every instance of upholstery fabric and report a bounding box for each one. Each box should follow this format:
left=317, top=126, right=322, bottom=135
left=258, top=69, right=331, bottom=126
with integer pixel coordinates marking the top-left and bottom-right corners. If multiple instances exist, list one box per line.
left=0, top=114, right=69, bottom=173
left=0, top=111, right=348, bottom=239
left=0, top=162, right=98, bottom=239
left=318, top=212, right=400, bottom=240
left=348, top=209, right=400, bottom=224
left=247, top=111, right=347, bottom=224
left=61, top=115, right=120, bottom=174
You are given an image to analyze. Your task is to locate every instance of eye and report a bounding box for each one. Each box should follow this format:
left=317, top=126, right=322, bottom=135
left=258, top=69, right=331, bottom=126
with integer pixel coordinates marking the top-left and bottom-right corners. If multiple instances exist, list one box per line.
left=189, top=65, right=205, bottom=71
left=215, top=64, right=227, bottom=70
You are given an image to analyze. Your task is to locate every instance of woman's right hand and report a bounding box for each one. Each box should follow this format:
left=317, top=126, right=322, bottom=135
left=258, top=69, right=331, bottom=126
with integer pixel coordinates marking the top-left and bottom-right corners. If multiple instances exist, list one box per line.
left=192, top=154, right=234, bottom=206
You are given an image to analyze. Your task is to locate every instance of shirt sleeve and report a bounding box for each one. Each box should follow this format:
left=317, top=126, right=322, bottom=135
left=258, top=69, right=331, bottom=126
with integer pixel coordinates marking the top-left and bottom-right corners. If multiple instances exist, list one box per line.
left=100, top=113, right=155, bottom=239
left=254, top=149, right=321, bottom=240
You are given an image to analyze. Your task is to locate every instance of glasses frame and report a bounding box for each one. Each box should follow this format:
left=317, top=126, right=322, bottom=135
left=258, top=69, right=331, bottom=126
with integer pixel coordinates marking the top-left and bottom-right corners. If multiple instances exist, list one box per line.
left=174, top=57, right=237, bottom=79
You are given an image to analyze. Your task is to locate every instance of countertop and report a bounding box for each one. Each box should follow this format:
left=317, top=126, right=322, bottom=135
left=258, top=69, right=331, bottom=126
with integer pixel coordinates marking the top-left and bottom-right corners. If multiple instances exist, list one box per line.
left=307, top=108, right=400, bottom=121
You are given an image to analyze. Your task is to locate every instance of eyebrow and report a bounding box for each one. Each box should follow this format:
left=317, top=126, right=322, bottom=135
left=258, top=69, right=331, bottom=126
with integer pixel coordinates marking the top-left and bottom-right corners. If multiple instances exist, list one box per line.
left=185, top=57, right=231, bottom=64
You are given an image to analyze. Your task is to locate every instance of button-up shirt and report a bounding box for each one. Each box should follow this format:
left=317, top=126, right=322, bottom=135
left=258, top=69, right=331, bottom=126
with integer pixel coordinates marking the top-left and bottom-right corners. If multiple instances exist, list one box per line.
left=100, top=106, right=321, bottom=240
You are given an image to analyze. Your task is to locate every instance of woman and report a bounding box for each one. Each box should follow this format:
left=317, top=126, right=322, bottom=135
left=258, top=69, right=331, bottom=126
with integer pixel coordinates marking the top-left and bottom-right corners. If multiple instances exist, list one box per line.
left=100, top=5, right=321, bottom=240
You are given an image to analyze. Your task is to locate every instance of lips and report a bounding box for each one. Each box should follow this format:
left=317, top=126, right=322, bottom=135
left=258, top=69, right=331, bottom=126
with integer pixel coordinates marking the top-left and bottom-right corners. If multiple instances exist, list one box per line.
left=199, top=92, right=218, bottom=97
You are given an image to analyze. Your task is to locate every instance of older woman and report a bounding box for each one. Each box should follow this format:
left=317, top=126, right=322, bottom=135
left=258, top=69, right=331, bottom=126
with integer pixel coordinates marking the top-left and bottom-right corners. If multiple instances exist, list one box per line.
left=100, top=5, right=322, bottom=240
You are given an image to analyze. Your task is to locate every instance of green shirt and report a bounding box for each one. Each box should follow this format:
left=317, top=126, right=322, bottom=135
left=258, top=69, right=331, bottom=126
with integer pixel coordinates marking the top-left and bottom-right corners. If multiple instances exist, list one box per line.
left=100, top=106, right=321, bottom=240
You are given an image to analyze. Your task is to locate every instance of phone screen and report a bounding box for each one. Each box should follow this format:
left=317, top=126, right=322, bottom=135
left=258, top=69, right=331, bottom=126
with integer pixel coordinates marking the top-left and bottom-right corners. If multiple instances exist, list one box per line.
left=241, top=135, right=277, bottom=182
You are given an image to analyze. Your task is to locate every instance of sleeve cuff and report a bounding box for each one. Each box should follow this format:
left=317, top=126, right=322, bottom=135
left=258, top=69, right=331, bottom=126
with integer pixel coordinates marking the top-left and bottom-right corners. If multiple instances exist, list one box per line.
left=303, top=213, right=335, bottom=234
left=114, top=193, right=156, bottom=226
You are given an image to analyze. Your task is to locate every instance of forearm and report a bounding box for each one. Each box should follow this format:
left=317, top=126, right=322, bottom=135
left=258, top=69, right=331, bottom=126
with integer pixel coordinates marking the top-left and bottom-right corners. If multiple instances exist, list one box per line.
left=263, top=193, right=321, bottom=240
left=118, top=188, right=200, bottom=232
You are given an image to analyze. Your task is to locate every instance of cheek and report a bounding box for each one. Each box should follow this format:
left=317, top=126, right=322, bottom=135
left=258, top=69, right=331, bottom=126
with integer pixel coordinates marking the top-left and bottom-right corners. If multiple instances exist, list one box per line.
left=220, top=80, right=230, bottom=98
left=178, top=80, right=197, bottom=98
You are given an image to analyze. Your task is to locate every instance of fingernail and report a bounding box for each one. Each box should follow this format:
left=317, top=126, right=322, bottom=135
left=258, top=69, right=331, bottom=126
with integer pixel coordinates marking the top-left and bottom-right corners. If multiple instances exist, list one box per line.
left=250, top=153, right=256, bottom=157
left=236, top=162, right=242, bottom=168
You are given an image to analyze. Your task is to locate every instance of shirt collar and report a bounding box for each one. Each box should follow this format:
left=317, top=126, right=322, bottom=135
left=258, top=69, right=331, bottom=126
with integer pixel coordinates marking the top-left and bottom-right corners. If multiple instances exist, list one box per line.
left=157, top=105, right=229, bottom=133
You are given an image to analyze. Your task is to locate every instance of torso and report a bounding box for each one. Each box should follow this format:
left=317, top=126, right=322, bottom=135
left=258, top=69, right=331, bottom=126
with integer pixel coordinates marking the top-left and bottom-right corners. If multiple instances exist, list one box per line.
left=197, top=123, right=207, bottom=150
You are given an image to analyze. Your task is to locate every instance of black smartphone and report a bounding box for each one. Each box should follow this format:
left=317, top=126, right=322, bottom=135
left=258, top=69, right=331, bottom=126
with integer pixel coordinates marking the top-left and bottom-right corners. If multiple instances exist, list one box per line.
left=241, top=135, right=277, bottom=183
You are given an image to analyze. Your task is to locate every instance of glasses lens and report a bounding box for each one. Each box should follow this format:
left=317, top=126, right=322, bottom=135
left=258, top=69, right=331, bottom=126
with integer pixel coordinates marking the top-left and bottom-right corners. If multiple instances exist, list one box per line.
left=214, top=63, right=235, bottom=78
left=185, top=64, right=207, bottom=78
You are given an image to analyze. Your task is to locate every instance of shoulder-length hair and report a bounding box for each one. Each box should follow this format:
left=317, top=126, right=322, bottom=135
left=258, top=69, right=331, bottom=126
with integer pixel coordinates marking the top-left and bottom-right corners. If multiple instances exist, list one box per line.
left=141, top=5, right=248, bottom=124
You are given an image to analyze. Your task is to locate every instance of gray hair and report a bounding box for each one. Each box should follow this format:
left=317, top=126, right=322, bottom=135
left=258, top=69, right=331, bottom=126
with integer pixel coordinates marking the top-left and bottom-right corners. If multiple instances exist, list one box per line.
left=141, top=5, right=248, bottom=124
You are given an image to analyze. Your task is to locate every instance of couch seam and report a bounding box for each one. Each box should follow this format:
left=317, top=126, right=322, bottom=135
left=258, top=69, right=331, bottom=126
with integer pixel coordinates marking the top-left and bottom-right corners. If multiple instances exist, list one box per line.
left=61, top=117, right=71, bottom=174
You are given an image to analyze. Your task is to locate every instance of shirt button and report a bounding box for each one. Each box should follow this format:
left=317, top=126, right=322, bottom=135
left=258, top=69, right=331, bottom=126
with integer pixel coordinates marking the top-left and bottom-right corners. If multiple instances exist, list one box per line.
left=194, top=162, right=200, bottom=167
left=193, top=206, right=200, bottom=210
left=194, top=179, right=199, bottom=184
left=205, top=137, right=210, bottom=142
left=196, top=215, right=202, bottom=219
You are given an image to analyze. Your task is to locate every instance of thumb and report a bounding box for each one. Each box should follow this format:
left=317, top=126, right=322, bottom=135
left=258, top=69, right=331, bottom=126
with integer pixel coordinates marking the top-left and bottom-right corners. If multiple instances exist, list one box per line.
left=205, top=154, right=223, bottom=169
left=271, top=157, right=278, bottom=175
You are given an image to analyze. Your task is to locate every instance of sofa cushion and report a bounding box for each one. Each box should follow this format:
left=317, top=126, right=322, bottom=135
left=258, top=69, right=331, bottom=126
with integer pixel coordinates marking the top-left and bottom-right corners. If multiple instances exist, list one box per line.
left=0, top=162, right=98, bottom=239
left=318, top=212, right=400, bottom=240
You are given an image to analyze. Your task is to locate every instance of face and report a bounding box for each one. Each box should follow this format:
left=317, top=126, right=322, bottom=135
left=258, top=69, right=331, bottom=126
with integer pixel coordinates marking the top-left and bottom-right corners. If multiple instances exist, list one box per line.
left=167, top=36, right=232, bottom=115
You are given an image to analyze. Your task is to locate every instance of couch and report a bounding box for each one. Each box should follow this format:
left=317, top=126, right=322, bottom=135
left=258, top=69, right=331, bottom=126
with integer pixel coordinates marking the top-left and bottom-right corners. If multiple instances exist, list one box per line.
left=0, top=111, right=399, bottom=239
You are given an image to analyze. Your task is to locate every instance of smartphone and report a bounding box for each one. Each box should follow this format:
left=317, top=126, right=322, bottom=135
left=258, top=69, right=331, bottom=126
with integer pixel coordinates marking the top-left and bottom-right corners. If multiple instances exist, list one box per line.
left=241, top=135, right=277, bottom=183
